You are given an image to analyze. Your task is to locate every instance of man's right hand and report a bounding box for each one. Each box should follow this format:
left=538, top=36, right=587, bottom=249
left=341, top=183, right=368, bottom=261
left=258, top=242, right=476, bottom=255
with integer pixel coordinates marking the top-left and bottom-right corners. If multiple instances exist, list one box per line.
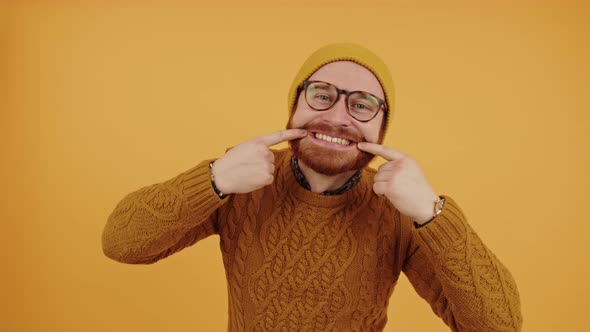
left=211, top=129, right=307, bottom=195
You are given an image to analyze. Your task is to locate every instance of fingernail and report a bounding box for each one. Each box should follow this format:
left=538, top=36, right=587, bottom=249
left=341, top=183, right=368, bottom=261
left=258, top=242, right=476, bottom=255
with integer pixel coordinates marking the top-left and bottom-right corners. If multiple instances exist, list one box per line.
left=357, top=142, right=366, bottom=148
left=299, top=129, right=307, bottom=135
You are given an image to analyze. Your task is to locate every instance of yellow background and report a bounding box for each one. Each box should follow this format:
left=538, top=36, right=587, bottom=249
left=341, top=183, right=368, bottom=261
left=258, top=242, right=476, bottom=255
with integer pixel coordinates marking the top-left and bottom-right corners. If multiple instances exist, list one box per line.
left=2, top=1, right=589, bottom=331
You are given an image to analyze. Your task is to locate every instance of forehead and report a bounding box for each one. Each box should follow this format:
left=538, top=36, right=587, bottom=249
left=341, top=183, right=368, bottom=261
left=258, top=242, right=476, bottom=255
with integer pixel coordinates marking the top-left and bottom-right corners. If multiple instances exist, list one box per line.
left=307, top=61, right=385, bottom=100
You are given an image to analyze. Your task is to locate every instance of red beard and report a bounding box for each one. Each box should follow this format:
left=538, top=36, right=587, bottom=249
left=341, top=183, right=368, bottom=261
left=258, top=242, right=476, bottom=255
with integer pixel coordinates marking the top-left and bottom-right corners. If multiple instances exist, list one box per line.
left=287, top=119, right=376, bottom=176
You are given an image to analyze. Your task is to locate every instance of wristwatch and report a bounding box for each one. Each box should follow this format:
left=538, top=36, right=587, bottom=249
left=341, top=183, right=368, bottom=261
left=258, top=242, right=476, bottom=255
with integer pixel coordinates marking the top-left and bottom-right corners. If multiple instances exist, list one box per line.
left=433, top=196, right=446, bottom=218
left=414, top=196, right=445, bottom=228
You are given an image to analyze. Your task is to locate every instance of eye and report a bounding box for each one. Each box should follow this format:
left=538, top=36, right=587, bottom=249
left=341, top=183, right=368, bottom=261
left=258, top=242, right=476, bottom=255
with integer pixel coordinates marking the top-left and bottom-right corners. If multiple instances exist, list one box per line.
left=353, top=103, right=371, bottom=111
left=316, top=94, right=332, bottom=102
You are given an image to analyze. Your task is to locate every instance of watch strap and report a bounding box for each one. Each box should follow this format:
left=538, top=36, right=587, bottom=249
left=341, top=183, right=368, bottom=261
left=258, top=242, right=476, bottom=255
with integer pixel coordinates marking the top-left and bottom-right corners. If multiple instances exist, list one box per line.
left=414, top=196, right=445, bottom=228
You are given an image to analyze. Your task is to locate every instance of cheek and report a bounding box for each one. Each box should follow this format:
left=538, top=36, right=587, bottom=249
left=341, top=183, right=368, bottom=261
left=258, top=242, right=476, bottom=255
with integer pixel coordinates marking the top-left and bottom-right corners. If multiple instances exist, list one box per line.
left=363, top=113, right=385, bottom=143
left=289, top=109, right=305, bottom=128
left=290, top=101, right=316, bottom=127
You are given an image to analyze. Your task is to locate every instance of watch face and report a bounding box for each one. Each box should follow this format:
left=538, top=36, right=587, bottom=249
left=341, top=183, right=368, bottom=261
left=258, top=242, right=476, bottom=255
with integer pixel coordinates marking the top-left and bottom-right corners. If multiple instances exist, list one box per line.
left=436, top=199, right=445, bottom=212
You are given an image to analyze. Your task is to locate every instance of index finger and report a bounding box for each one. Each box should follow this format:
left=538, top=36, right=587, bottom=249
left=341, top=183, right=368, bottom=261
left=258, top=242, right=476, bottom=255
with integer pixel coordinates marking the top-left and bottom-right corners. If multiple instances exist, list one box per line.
left=357, top=142, right=405, bottom=161
left=258, top=129, right=308, bottom=147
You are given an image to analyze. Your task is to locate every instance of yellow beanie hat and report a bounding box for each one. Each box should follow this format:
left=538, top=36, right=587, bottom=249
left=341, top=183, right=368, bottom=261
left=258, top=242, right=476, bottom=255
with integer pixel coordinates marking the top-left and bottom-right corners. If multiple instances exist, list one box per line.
left=287, top=43, right=395, bottom=138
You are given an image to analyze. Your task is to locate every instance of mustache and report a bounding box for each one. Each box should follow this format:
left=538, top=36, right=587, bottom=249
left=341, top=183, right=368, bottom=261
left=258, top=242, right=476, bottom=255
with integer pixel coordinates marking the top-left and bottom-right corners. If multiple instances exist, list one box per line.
left=297, top=122, right=365, bottom=143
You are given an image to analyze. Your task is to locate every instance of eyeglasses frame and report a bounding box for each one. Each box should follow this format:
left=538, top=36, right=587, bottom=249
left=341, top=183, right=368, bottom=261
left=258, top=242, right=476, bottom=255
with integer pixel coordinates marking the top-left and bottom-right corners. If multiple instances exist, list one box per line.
left=298, top=80, right=388, bottom=123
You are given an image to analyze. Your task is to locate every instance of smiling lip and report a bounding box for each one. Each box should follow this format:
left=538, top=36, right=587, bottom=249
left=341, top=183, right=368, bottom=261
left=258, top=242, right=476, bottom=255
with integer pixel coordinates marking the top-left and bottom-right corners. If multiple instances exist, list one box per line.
left=310, top=131, right=357, bottom=149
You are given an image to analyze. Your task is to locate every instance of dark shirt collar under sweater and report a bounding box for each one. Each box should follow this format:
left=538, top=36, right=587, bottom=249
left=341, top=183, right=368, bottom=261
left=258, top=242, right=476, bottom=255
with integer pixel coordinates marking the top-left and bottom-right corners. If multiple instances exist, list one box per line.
left=290, top=155, right=362, bottom=196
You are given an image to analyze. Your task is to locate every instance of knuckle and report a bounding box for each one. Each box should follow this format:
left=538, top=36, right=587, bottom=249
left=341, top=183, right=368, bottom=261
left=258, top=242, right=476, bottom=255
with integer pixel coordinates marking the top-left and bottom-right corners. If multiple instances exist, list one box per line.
left=265, top=149, right=274, bottom=158
left=265, top=174, right=274, bottom=185
left=379, top=163, right=394, bottom=172
left=400, top=158, right=414, bottom=168
left=256, top=146, right=269, bottom=157
left=244, top=142, right=259, bottom=153
left=255, top=141, right=267, bottom=150
left=387, top=180, right=395, bottom=190
left=373, top=182, right=380, bottom=190
left=403, top=155, right=415, bottom=163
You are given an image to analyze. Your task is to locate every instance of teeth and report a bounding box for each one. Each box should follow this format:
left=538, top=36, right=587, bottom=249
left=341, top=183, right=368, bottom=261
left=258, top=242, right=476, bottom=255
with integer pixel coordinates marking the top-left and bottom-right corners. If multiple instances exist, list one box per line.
left=314, top=133, right=350, bottom=145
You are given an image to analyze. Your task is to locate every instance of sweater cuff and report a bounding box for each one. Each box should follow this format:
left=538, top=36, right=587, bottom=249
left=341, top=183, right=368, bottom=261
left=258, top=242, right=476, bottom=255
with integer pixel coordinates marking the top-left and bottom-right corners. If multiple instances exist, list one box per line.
left=413, top=195, right=469, bottom=254
left=180, top=159, right=228, bottom=217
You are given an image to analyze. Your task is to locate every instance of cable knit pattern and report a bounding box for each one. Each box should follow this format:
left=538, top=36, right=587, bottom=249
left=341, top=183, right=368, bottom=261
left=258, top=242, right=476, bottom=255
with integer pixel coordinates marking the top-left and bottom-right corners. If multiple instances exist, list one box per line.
left=102, top=149, right=522, bottom=331
left=403, top=199, right=523, bottom=331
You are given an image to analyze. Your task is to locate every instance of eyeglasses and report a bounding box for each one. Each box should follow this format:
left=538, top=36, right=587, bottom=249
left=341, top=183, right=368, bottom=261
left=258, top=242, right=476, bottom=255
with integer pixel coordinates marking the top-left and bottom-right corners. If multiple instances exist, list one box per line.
left=298, top=80, right=387, bottom=122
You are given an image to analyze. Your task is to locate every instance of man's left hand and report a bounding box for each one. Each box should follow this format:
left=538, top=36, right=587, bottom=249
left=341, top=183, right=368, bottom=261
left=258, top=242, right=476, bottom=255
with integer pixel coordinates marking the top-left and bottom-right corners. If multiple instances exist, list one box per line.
left=357, top=142, right=440, bottom=225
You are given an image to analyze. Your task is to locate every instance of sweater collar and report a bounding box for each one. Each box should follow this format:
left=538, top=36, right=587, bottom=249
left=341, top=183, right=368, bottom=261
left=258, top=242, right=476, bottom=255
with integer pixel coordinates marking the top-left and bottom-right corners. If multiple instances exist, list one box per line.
left=278, top=150, right=369, bottom=208
left=290, top=155, right=362, bottom=195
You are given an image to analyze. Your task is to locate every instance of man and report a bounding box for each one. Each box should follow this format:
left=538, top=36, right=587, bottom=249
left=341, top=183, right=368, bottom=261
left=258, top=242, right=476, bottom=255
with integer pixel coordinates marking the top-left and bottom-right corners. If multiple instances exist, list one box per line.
left=102, top=43, right=522, bottom=331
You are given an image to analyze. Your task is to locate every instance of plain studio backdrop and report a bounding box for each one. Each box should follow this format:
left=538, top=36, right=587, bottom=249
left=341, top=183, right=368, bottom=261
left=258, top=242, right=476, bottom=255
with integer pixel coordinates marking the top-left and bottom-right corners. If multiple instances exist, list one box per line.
left=1, top=1, right=588, bottom=331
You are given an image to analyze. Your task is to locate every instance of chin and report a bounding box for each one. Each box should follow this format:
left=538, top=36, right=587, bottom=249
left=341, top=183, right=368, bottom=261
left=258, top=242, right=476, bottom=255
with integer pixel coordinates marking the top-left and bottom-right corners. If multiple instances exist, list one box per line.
left=289, top=137, right=375, bottom=176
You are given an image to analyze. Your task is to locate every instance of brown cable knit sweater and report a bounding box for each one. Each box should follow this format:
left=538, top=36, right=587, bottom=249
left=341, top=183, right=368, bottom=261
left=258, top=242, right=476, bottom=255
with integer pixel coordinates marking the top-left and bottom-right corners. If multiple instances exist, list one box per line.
left=102, top=148, right=522, bottom=331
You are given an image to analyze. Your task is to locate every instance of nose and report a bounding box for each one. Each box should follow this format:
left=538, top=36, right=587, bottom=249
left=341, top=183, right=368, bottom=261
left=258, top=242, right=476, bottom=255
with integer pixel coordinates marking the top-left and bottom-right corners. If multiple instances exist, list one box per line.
left=321, top=95, right=352, bottom=127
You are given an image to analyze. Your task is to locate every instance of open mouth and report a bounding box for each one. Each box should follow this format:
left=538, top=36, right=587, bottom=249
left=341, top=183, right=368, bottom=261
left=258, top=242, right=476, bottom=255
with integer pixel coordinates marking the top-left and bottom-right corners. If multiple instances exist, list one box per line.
left=310, top=132, right=357, bottom=149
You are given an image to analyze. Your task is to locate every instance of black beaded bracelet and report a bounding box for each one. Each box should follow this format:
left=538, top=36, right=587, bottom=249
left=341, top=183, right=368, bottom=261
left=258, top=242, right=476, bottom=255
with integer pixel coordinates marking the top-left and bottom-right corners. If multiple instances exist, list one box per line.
left=208, top=161, right=227, bottom=199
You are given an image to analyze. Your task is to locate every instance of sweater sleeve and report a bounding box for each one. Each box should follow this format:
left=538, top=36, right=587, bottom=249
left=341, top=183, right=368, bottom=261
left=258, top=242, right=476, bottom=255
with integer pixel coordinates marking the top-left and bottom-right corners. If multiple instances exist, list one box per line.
left=401, top=195, right=523, bottom=332
left=101, top=158, right=228, bottom=264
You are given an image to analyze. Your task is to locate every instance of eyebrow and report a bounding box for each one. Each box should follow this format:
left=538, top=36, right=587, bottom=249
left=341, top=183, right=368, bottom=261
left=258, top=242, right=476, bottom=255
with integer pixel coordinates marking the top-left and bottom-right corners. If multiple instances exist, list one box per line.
left=312, top=81, right=383, bottom=100
left=311, top=83, right=333, bottom=91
